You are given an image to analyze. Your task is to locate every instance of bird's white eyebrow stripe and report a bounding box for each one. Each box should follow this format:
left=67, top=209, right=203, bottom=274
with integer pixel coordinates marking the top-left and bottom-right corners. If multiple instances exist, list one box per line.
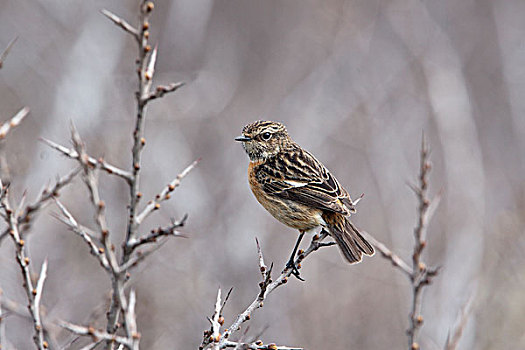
left=284, top=180, right=308, bottom=188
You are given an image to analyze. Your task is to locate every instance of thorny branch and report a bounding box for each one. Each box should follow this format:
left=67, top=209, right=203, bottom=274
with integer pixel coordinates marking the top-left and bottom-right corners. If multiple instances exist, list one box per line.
left=2, top=2, right=190, bottom=349
left=406, top=135, right=441, bottom=350
left=356, top=135, right=444, bottom=349
left=0, top=186, right=48, bottom=350
left=143, top=82, right=185, bottom=103
left=128, top=214, right=187, bottom=252
left=60, top=321, right=134, bottom=348
left=41, top=138, right=132, bottom=182
left=0, top=107, right=29, bottom=185
left=0, top=166, right=80, bottom=245
left=51, top=126, right=139, bottom=349
left=122, top=0, right=185, bottom=250
left=54, top=199, right=110, bottom=271
left=0, top=106, right=29, bottom=140
left=133, top=159, right=199, bottom=227
left=101, top=9, right=140, bottom=39
left=97, top=2, right=189, bottom=340
left=200, top=233, right=334, bottom=350
left=59, top=289, right=139, bottom=350
left=222, top=340, right=302, bottom=350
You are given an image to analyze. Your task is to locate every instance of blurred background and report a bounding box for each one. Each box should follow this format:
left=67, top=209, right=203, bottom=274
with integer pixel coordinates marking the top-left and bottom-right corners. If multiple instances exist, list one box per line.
left=1, top=0, right=524, bottom=349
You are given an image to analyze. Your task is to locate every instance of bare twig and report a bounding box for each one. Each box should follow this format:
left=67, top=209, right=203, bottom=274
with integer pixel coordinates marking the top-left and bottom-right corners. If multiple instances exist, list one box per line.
left=23, top=166, right=81, bottom=223
left=0, top=166, right=81, bottom=245
left=0, top=187, right=47, bottom=349
left=54, top=199, right=110, bottom=271
left=407, top=135, right=441, bottom=350
left=99, top=1, right=188, bottom=344
left=65, top=126, right=140, bottom=348
left=123, top=0, right=158, bottom=252
left=0, top=37, right=18, bottom=69
left=133, top=159, right=199, bottom=227
left=123, top=290, right=139, bottom=350
left=118, top=239, right=167, bottom=273
left=101, top=9, right=139, bottom=39
left=201, top=233, right=333, bottom=350
left=222, top=340, right=302, bottom=350
left=70, top=125, right=119, bottom=273
left=60, top=321, right=133, bottom=348
left=143, top=82, right=185, bottom=103
left=79, top=341, right=104, bottom=350
left=122, top=0, right=186, bottom=251
left=445, top=293, right=475, bottom=350
left=210, top=289, right=223, bottom=350
left=359, top=230, right=412, bottom=278
left=41, top=138, right=132, bottom=182
left=101, top=1, right=158, bottom=338
left=128, top=214, right=187, bottom=252
left=0, top=106, right=29, bottom=140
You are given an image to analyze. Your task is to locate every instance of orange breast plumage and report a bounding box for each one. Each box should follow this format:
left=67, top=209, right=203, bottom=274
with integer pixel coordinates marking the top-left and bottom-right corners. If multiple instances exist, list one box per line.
left=248, top=161, right=324, bottom=230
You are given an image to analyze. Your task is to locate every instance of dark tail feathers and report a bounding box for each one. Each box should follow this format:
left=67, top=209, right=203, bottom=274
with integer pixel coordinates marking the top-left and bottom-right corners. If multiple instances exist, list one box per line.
left=326, top=216, right=374, bottom=264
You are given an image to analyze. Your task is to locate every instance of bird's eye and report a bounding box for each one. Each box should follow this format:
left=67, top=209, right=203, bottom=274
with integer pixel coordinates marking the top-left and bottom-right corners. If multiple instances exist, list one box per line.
left=261, top=132, right=271, bottom=141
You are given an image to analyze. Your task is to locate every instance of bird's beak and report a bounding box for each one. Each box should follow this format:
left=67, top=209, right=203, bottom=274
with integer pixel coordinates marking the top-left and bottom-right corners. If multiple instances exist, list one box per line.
left=235, top=135, right=251, bottom=142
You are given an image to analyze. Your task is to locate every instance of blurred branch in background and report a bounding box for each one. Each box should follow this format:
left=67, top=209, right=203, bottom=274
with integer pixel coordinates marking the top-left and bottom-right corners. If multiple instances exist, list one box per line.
left=445, top=292, right=475, bottom=350
left=363, top=136, right=465, bottom=350
left=406, top=135, right=441, bottom=350
left=0, top=36, right=17, bottom=70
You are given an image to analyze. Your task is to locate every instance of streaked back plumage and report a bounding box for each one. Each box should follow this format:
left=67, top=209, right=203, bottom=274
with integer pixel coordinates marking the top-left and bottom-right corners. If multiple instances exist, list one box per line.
left=237, top=120, right=374, bottom=263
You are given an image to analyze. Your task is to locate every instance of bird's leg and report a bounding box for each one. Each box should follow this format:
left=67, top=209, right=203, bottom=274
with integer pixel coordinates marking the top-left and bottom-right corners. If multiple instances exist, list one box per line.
left=285, top=231, right=305, bottom=281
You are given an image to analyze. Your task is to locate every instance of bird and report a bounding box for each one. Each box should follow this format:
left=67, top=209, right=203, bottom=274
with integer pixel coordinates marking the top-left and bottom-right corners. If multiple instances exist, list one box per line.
left=235, top=120, right=374, bottom=278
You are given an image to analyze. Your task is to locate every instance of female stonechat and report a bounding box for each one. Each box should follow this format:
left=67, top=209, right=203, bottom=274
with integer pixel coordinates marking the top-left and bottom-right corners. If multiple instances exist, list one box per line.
left=235, top=121, right=374, bottom=277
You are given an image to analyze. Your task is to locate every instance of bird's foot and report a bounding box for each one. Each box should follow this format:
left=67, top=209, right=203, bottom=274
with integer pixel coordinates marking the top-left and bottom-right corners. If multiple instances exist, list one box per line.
left=284, top=259, right=305, bottom=282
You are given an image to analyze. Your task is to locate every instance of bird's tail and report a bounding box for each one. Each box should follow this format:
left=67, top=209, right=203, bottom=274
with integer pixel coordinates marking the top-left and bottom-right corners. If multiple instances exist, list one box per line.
left=323, top=213, right=374, bottom=264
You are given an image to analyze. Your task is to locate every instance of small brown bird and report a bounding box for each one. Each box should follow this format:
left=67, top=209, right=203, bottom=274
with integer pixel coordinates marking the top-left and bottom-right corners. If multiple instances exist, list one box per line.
left=236, top=121, right=374, bottom=276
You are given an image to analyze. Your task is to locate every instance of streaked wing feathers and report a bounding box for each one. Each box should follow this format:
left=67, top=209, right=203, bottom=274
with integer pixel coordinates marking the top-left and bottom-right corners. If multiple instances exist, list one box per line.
left=257, top=147, right=355, bottom=215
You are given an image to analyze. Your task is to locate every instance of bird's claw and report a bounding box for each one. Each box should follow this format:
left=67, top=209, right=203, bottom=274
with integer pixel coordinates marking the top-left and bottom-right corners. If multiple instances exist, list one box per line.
left=285, top=260, right=305, bottom=281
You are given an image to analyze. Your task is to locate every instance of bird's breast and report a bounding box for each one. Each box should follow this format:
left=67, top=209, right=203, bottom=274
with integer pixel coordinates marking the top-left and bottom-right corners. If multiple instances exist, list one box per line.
left=248, top=162, right=323, bottom=230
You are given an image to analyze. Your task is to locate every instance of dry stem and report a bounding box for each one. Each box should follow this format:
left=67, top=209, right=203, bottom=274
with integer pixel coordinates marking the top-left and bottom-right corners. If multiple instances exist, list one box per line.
left=100, top=2, right=187, bottom=339
left=200, top=233, right=333, bottom=350
left=406, top=135, right=440, bottom=349
left=0, top=37, right=18, bottom=69
left=0, top=186, right=48, bottom=349
left=444, top=293, right=474, bottom=350
left=41, top=138, right=132, bottom=182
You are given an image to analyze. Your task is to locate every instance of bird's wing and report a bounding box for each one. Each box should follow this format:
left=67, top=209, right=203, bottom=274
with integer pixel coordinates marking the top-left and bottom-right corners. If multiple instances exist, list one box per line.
left=257, top=147, right=355, bottom=215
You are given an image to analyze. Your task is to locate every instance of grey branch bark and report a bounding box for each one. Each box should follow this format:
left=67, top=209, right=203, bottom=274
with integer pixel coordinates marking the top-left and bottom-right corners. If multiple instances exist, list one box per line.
left=41, top=138, right=132, bottom=182
left=201, top=233, right=334, bottom=350
left=406, top=135, right=440, bottom=350
left=0, top=187, right=48, bottom=350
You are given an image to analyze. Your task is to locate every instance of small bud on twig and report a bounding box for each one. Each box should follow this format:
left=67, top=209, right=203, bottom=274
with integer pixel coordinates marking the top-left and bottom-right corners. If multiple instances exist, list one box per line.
left=146, top=2, right=154, bottom=12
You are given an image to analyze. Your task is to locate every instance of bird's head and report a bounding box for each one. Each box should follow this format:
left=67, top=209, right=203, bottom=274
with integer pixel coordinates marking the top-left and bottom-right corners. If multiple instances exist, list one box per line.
left=235, top=121, right=291, bottom=161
